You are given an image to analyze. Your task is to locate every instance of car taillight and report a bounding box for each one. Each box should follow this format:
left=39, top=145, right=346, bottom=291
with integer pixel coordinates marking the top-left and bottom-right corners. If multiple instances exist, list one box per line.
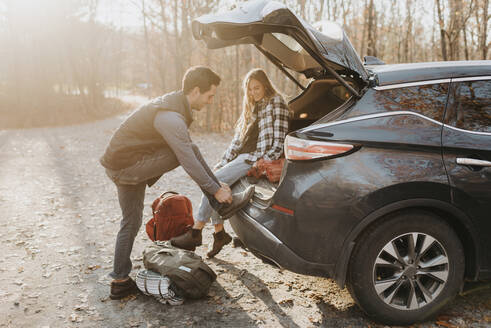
left=284, top=135, right=354, bottom=160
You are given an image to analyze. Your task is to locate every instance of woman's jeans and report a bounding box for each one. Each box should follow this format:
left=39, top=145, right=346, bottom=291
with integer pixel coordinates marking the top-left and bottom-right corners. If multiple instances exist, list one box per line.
left=105, top=145, right=222, bottom=280
left=195, top=153, right=252, bottom=225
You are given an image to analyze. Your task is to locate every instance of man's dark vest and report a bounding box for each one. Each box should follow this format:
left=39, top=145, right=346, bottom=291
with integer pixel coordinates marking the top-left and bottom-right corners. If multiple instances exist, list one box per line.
left=100, top=91, right=193, bottom=170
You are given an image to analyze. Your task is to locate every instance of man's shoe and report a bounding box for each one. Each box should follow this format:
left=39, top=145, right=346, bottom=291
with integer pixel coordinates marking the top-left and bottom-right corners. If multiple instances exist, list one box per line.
left=170, top=229, right=202, bottom=251
left=217, top=185, right=255, bottom=219
left=110, top=277, right=139, bottom=300
left=207, top=230, right=233, bottom=258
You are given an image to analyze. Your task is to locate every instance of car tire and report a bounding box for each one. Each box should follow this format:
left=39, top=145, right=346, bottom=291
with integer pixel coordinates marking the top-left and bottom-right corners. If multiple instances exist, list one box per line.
left=347, top=210, right=465, bottom=325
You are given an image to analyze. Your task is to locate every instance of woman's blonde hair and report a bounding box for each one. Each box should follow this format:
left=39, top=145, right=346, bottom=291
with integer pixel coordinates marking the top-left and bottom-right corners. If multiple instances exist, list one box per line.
left=236, top=68, right=281, bottom=142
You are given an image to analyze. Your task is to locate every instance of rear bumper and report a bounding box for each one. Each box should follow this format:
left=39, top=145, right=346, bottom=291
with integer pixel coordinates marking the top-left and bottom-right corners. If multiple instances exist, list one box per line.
left=229, top=207, right=334, bottom=278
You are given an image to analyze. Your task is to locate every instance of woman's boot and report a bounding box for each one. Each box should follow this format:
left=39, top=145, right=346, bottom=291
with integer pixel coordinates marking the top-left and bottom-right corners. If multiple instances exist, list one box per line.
left=207, top=229, right=232, bottom=258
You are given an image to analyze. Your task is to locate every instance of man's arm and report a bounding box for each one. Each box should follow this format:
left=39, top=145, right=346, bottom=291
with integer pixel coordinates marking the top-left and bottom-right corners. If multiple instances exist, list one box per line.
left=154, top=111, right=222, bottom=196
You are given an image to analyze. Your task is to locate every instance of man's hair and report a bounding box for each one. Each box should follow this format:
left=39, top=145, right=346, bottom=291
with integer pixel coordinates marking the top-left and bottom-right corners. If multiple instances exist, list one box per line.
left=182, top=66, right=221, bottom=95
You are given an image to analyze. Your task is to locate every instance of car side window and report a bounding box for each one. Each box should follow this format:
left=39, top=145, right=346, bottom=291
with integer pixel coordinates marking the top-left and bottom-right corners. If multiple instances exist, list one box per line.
left=445, top=80, right=491, bottom=133
left=377, top=83, right=449, bottom=121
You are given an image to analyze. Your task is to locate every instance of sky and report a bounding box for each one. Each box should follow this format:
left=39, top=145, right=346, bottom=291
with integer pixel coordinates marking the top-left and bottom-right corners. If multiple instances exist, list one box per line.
left=96, top=0, right=143, bottom=29
left=95, top=0, right=241, bottom=30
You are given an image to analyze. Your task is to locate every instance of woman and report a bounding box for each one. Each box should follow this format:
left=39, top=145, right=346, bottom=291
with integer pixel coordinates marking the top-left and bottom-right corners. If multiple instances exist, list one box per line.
left=172, top=68, right=290, bottom=258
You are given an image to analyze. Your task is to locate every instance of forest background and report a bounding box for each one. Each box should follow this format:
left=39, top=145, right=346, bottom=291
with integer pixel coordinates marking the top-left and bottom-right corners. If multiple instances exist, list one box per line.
left=0, top=0, right=489, bottom=130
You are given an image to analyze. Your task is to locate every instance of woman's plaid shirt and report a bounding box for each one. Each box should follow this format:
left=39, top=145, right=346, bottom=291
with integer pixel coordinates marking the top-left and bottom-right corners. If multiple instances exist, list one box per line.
left=216, top=94, right=290, bottom=169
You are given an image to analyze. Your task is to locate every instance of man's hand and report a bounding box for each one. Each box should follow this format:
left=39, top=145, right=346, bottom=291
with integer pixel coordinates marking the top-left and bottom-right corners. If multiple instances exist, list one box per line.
left=220, top=182, right=231, bottom=192
left=214, top=182, right=232, bottom=204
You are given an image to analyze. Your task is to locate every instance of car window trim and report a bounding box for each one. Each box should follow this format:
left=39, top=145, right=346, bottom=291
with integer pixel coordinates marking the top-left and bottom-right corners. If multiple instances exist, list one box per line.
left=373, top=76, right=491, bottom=90
left=300, top=110, right=491, bottom=136
left=451, top=76, right=491, bottom=82
left=373, top=79, right=451, bottom=90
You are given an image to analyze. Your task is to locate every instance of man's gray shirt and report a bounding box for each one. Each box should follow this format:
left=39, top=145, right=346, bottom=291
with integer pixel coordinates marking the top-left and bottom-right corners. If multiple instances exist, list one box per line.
left=153, top=111, right=220, bottom=195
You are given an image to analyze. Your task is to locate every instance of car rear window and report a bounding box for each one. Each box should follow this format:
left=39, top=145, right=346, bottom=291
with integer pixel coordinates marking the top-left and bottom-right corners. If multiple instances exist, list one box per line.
left=376, top=83, right=449, bottom=122
left=325, top=82, right=450, bottom=124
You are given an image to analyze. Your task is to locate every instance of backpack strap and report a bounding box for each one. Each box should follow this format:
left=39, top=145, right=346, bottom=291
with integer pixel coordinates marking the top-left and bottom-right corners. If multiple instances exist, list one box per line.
left=154, top=221, right=157, bottom=241
left=153, top=191, right=179, bottom=215
left=161, top=191, right=179, bottom=198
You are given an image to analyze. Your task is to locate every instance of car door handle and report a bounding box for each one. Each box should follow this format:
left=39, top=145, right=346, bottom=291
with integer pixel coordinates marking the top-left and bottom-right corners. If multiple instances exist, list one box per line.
left=456, top=158, right=491, bottom=167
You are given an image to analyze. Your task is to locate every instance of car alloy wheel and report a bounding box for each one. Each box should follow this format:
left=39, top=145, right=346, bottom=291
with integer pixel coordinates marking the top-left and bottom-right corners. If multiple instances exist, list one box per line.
left=347, top=210, right=465, bottom=325
left=373, top=232, right=449, bottom=310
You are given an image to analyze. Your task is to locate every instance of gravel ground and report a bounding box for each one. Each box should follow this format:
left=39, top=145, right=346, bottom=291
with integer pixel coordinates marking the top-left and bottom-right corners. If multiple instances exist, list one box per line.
left=0, top=110, right=490, bottom=328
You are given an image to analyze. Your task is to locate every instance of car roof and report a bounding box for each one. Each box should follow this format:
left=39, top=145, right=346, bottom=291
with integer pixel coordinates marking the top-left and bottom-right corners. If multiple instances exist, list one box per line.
left=369, top=60, right=491, bottom=86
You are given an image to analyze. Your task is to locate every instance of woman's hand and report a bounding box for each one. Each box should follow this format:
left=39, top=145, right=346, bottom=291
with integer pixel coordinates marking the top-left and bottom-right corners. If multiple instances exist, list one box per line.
left=253, top=158, right=265, bottom=169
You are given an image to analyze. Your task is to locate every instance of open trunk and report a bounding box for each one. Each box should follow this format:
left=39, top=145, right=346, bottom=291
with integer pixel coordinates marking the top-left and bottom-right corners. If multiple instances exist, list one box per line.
left=287, top=78, right=356, bottom=132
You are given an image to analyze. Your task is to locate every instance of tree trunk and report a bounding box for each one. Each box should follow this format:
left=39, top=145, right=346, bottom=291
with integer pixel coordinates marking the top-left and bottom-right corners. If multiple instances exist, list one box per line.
left=142, top=0, right=152, bottom=97
left=158, top=0, right=170, bottom=92
left=298, top=0, right=306, bottom=18
left=435, top=0, right=448, bottom=60
left=481, top=0, right=489, bottom=59
left=462, top=26, right=469, bottom=60
left=173, top=0, right=181, bottom=88
left=316, top=0, right=325, bottom=21
left=448, top=0, right=463, bottom=60
left=404, top=0, right=413, bottom=62
left=366, top=0, right=376, bottom=57
left=360, top=0, right=368, bottom=56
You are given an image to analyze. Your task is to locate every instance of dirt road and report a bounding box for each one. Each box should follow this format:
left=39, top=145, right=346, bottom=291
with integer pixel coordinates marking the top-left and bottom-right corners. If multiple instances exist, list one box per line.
left=0, top=113, right=489, bottom=328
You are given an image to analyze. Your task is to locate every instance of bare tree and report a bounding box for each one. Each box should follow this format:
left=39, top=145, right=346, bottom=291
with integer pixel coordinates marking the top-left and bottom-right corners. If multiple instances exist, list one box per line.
left=435, top=0, right=449, bottom=60
left=366, top=0, right=377, bottom=57
left=2, top=0, right=490, bottom=130
left=476, top=0, right=489, bottom=59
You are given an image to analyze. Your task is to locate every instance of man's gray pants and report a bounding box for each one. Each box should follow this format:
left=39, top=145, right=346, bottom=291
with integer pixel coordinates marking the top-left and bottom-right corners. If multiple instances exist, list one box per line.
left=106, top=145, right=220, bottom=280
left=195, top=153, right=252, bottom=225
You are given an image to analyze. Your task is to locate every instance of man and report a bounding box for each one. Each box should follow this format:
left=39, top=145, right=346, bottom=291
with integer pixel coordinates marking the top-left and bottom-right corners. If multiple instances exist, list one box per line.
left=101, top=66, right=254, bottom=300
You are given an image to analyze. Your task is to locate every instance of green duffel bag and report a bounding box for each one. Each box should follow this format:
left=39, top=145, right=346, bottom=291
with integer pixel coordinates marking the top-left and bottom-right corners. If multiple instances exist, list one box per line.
left=143, top=241, right=217, bottom=299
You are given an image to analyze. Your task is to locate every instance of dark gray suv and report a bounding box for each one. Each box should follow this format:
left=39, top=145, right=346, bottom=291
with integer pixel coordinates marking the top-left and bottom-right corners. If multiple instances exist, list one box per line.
left=193, top=0, right=491, bottom=324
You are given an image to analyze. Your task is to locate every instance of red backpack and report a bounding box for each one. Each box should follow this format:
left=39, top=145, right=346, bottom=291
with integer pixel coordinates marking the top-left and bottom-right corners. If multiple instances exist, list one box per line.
left=146, top=192, right=194, bottom=241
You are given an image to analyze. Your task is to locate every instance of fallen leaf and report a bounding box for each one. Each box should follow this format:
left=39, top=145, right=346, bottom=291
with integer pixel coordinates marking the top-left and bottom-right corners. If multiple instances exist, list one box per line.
left=436, top=321, right=458, bottom=328
left=69, top=313, right=83, bottom=323
left=74, top=304, right=87, bottom=311
left=279, top=299, right=294, bottom=307
left=84, top=265, right=101, bottom=274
